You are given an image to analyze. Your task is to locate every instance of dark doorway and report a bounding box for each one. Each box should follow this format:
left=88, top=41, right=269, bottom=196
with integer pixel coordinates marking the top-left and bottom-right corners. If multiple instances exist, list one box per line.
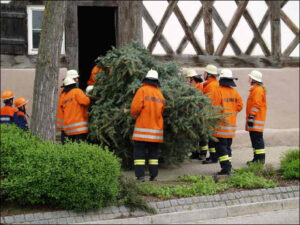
left=78, top=6, right=117, bottom=90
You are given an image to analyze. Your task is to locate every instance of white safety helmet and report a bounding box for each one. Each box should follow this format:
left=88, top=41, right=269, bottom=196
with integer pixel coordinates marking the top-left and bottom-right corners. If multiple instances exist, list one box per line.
left=248, top=70, right=262, bottom=83
left=63, top=76, right=76, bottom=86
left=204, top=64, right=218, bottom=76
left=66, top=69, right=79, bottom=79
left=146, top=69, right=158, bottom=80
left=86, top=85, right=94, bottom=95
left=219, top=68, right=237, bottom=80
left=185, top=69, right=197, bottom=78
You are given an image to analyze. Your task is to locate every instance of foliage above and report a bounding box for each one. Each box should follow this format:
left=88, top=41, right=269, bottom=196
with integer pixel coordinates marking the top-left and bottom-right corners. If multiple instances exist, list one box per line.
left=88, top=42, right=224, bottom=168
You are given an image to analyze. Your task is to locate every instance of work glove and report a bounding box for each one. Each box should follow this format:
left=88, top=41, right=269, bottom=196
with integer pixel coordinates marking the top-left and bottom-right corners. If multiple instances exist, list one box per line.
left=247, top=115, right=255, bottom=127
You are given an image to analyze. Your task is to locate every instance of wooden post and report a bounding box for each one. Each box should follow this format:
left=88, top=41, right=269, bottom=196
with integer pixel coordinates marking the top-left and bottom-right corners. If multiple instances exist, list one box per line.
left=270, top=0, right=281, bottom=61
left=203, top=1, right=214, bottom=55
left=215, top=0, right=248, bottom=56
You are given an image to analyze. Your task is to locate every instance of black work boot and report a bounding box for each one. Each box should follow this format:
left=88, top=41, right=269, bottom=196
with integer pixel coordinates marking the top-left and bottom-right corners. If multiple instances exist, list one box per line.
left=217, top=169, right=231, bottom=175
left=149, top=176, right=157, bottom=181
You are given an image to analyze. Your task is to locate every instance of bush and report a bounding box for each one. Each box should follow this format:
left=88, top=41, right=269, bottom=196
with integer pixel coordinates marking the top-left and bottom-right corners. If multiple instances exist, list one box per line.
left=1, top=124, right=121, bottom=212
left=280, top=149, right=300, bottom=179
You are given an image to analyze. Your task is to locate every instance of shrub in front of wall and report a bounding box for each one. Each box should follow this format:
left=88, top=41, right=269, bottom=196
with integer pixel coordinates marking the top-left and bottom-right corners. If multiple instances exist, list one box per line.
left=280, top=149, right=300, bottom=179
left=1, top=124, right=121, bottom=212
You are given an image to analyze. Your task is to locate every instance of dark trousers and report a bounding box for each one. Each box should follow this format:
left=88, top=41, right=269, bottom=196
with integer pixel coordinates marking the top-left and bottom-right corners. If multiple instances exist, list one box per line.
left=207, top=138, right=217, bottom=160
left=67, top=133, right=88, bottom=143
left=133, top=141, right=159, bottom=178
left=215, top=138, right=232, bottom=172
left=199, top=136, right=208, bottom=156
left=61, top=131, right=66, bottom=145
left=249, top=131, right=265, bottom=162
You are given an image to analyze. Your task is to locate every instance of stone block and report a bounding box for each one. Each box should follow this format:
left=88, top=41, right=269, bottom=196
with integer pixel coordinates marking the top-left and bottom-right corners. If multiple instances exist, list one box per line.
left=24, top=214, right=35, bottom=222
left=14, top=214, right=25, bottom=223
left=185, top=198, right=193, bottom=205
left=175, top=206, right=184, bottom=212
left=163, top=200, right=171, bottom=208
left=199, top=196, right=208, bottom=202
left=177, top=199, right=186, bottom=205
left=213, top=194, right=221, bottom=201
left=156, top=201, right=165, bottom=209
left=192, top=197, right=201, bottom=203
left=4, top=216, right=14, bottom=224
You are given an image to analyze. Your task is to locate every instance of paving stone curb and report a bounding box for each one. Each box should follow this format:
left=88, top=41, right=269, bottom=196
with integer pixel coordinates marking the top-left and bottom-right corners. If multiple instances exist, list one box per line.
left=1, top=185, right=299, bottom=224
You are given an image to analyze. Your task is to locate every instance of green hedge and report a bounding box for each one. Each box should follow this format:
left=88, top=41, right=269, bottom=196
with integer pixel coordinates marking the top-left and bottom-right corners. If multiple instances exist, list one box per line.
left=280, top=149, right=300, bottom=179
left=0, top=124, right=121, bottom=211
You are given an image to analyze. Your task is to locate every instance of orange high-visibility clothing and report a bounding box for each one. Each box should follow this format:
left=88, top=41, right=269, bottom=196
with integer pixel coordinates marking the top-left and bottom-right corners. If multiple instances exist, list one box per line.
left=203, top=77, right=219, bottom=101
left=195, top=83, right=203, bottom=92
left=213, top=86, right=243, bottom=138
left=87, top=66, right=103, bottom=85
left=61, top=88, right=90, bottom=136
left=0, top=105, right=17, bottom=124
left=246, top=84, right=267, bottom=132
left=56, top=87, right=64, bottom=130
left=131, top=84, right=165, bottom=143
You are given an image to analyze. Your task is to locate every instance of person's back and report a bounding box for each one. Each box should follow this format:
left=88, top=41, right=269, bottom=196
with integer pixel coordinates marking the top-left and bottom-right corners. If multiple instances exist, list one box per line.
left=61, top=77, right=90, bottom=138
left=214, top=86, right=243, bottom=135
left=13, top=97, right=29, bottom=131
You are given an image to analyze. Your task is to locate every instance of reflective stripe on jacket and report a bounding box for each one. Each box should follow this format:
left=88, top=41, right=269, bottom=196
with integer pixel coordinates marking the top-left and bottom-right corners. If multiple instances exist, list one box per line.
left=203, top=77, right=219, bottom=102
left=61, top=88, right=90, bottom=136
left=131, top=84, right=165, bottom=143
left=0, top=105, right=17, bottom=124
left=213, top=86, right=243, bottom=138
left=87, top=66, right=103, bottom=85
left=246, top=84, right=267, bottom=132
left=56, top=87, right=64, bottom=130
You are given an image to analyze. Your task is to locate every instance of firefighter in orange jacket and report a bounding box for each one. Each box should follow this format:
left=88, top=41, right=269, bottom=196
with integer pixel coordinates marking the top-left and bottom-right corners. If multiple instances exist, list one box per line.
left=1, top=90, right=17, bottom=124
left=246, top=70, right=267, bottom=165
left=56, top=70, right=80, bottom=144
left=202, top=64, right=220, bottom=164
left=213, top=69, right=243, bottom=175
left=60, top=76, right=90, bottom=143
left=13, top=97, right=29, bottom=131
left=87, top=65, right=102, bottom=86
left=185, top=69, right=208, bottom=160
left=130, top=69, right=165, bottom=182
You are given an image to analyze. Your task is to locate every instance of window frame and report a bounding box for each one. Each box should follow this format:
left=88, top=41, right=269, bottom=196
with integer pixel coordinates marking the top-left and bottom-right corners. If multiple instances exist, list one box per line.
left=27, top=5, right=65, bottom=55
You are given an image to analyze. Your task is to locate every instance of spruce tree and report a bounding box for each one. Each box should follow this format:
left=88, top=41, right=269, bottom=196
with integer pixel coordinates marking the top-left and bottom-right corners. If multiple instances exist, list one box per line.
left=88, top=42, right=225, bottom=168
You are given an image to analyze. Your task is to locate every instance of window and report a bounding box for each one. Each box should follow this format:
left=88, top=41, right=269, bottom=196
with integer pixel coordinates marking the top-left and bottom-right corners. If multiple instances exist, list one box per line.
left=27, top=5, right=65, bottom=55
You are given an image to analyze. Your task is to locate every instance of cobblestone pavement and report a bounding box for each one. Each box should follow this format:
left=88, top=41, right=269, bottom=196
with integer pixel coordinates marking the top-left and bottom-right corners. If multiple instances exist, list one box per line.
left=1, top=185, right=299, bottom=224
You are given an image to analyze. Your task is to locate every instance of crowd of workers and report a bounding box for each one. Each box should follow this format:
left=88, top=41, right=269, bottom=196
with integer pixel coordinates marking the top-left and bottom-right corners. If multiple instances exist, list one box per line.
left=1, top=63, right=267, bottom=180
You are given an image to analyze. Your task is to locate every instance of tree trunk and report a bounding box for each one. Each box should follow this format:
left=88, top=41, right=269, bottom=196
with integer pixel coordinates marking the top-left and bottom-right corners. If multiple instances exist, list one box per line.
left=31, top=1, right=66, bottom=141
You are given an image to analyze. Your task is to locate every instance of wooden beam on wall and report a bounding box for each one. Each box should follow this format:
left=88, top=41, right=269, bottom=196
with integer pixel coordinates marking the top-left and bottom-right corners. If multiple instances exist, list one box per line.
left=270, top=0, right=282, bottom=61
left=142, top=5, right=174, bottom=54
left=176, top=7, right=203, bottom=54
left=147, top=0, right=178, bottom=53
left=202, top=1, right=214, bottom=55
left=171, top=1, right=206, bottom=55
left=245, top=0, right=287, bottom=55
left=215, top=0, right=248, bottom=56
left=283, top=33, right=299, bottom=56
left=153, top=54, right=299, bottom=68
left=235, top=0, right=270, bottom=56
left=211, top=6, right=242, bottom=56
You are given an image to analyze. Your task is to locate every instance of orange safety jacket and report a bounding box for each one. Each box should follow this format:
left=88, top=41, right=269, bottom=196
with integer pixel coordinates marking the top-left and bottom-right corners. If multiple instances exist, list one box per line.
left=203, top=77, right=219, bottom=101
left=56, top=87, right=64, bottom=130
left=195, top=83, right=203, bottom=92
left=213, top=86, right=243, bottom=138
left=0, top=105, right=17, bottom=124
left=61, top=88, right=90, bottom=136
left=87, top=65, right=103, bottom=85
left=246, top=83, right=267, bottom=132
left=131, top=83, right=165, bottom=143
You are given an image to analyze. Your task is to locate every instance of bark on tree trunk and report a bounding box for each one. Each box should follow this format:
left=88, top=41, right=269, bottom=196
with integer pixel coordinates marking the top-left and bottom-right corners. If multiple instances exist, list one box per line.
left=31, top=1, right=66, bottom=141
